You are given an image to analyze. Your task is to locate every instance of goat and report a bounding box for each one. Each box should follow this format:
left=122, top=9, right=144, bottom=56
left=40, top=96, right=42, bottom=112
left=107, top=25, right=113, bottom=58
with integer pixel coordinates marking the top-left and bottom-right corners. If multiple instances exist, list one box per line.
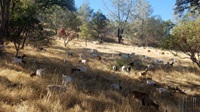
left=153, top=59, right=164, bottom=64
left=129, top=52, right=135, bottom=58
left=119, top=53, right=129, bottom=59
left=121, top=66, right=126, bottom=72
left=128, top=62, right=134, bottom=67
left=128, top=90, right=149, bottom=99
left=141, top=96, right=159, bottom=110
left=12, top=58, right=26, bottom=64
left=147, top=64, right=155, bottom=69
left=30, top=68, right=46, bottom=77
left=141, top=69, right=148, bottom=77
left=79, top=59, right=87, bottom=64
left=165, top=61, right=174, bottom=68
left=67, top=51, right=73, bottom=56
left=46, top=84, right=67, bottom=98
left=126, top=66, right=131, bottom=73
left=156, top=88, right=171, bottom=95
left=111, top=83, right=122, bottom=90
left=62, top=74, right=72, bottom=86
left=146, top=80, right=157, bottom=86
left=112, top=65, right=118, bottom=71
left=142, top=55, right=148, bottom=62
left=17, top=54, right=26, bottom=60
left=71, top=66, right=87, bottom=73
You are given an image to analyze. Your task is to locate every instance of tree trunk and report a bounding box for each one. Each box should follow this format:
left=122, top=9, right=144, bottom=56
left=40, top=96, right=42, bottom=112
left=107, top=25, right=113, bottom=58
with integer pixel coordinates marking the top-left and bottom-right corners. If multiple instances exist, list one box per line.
left=191, top=52, right=200, bottom=68
left=0, top=0, right=11, bottom=45
left=117, top=28, right=124, bottom=43
left=21, top=37, right=27, bottom=49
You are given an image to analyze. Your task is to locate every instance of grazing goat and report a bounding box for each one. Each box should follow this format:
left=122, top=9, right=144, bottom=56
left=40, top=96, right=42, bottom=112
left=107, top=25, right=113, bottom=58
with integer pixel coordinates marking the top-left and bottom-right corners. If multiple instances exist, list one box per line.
left=119, top=53, right=129, bottom=59
left=46, top=85, right=67, bottom=98
left=30, top=68, right=46, bottom=77
left=12, top=57, right=26, bottom=64
left=141, top=69, right=149, bottom=77
left=126, top=66, right=131, bottom=73
left=67, top=51, right=74, bottom=56
left=17, top=54, right=26, bottom=60
left=153, top=59, right=164, bottom=64
left=62, top=74, right=72, bottom=86
left=166, top=61, right=174, bottom=68
left=156, top=88, right=171, bottom=95
left=71, top=66, right=87, bottom=73
left=112, top=65, right=118, bottom=71
left=147, top=64, right=155, bottom=69
left=79, top=59, right=87, bottom=64
left=128, top=62, right=134, bottom=67
left=142, top=55, right=148, bottom=62
left=122, top=66, right=126, bottom=72
left=111, top=83, right=122, bottom=90
left=168, top=85, right=186, bottom=94
left=146, top=80, right=157, bottom=86
left=128, top=90, right=149, bottom=99
left=141, top=96, right=159, bottom=110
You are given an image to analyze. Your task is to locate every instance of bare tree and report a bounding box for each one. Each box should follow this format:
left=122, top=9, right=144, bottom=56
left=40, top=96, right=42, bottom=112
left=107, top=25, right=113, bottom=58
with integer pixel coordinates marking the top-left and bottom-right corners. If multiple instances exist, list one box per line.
left=102, top=0, right=136, bottom=43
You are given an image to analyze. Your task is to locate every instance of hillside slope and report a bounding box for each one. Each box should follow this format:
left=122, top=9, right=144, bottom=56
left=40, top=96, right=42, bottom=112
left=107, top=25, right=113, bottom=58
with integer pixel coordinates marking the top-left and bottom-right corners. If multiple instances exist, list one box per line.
left=0, top=39, right=200, bottom=112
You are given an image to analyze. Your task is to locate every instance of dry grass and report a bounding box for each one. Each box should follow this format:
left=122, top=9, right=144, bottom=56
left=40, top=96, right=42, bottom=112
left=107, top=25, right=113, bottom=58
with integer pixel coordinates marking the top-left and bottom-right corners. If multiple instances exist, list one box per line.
left=0, top=38, right=200, bottom=112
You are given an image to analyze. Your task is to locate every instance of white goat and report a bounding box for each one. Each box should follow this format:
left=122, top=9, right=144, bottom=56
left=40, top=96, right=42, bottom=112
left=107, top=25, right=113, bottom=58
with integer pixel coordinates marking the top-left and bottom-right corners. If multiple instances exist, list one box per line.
left=35, top=68, right=46, bottom=77
left=62, top=74, right=72, bottom=86
left=153, top=59, right=164, bottom=64
left=79, top=59, right=87, bottom=64
left=121, top=66, right=126, bottom=72
left=112, top=65, right=118, bottom=71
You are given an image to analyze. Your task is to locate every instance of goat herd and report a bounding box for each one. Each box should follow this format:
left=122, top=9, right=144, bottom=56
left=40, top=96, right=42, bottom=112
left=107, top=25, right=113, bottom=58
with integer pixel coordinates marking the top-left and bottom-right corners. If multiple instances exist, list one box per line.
left=9, top=43, right=189, bottom=111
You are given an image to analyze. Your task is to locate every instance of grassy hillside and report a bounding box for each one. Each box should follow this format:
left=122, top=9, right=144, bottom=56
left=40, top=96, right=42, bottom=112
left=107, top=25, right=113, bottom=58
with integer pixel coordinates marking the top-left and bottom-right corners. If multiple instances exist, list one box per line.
left=0, top=39, right=200, bottom=112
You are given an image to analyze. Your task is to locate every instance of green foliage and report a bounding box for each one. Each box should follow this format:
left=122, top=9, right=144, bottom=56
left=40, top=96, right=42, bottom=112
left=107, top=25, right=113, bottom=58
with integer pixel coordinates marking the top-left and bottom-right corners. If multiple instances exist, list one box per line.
left=91, top=10, right=107, bottom=39
left=78, top=23, right=94, bottom=40
left=129, top=15, right=174, bottom=47
left=174, top=0, right=200, bottom=17
left=77, top=2, right=93, bottom=22
left=36, top=0, right=76, bottom=11
left=162, top=18, right=200, bottom=67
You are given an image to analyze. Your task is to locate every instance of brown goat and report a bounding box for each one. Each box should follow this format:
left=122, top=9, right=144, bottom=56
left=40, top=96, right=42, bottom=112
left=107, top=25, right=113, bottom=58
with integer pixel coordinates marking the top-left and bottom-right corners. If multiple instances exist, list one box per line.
left=128, top=90, right=149, bottom=99
left=141, top=96, right=159, bottom=110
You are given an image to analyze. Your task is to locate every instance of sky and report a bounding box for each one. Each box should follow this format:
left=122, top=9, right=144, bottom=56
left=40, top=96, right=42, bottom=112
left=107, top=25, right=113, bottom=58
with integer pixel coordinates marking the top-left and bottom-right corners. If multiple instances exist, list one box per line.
left=74, top=0, right=176, bottom=21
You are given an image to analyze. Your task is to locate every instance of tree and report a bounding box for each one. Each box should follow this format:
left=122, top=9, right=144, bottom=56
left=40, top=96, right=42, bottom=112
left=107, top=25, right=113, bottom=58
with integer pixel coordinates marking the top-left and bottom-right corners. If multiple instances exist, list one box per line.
left=78, top=23, right=94, bottom=46
left=0, top=0, right=11, bottom=45
left=133, top=0, right=153, bottom=39
left=77, top=2, right=93, bottom=23
left=163, top=18, right=200, bottom=68
left=103, top=0, right=136, bottom=43
left=7, top=0, right=42, bottom=57
left=91, top=10, right=107, bottom=41
left=0, top=0, right=76, bottom=46
left=174, top=0, right=200, bottom=17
